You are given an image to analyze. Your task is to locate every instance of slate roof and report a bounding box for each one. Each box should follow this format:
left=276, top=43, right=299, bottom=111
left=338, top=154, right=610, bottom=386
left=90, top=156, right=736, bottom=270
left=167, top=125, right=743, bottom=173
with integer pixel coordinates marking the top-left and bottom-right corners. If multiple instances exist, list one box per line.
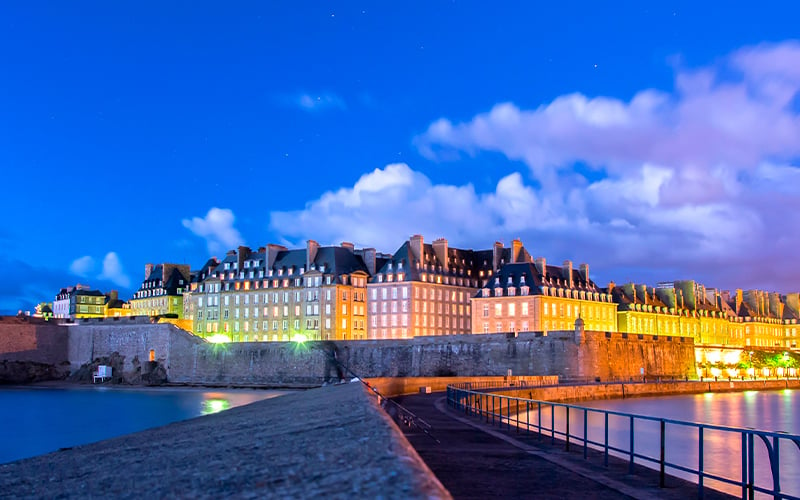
left=474, top=261, right=600, bottom=298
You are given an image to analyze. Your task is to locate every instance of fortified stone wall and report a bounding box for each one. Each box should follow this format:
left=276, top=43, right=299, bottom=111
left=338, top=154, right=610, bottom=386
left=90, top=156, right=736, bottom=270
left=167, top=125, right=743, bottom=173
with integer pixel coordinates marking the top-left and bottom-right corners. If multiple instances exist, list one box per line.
left=35, top=322, right=696, bottom=385
left=165, top=329, right=696, bottom=386
left=67, top=317, right=203, bottom=381
left=0, top=317, right=68, bottom=364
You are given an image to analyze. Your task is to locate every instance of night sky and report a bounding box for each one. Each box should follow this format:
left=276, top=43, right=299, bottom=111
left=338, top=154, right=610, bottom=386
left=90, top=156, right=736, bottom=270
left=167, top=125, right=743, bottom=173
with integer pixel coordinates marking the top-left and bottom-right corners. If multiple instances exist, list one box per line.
left=2, top=2, right=799, bottom=313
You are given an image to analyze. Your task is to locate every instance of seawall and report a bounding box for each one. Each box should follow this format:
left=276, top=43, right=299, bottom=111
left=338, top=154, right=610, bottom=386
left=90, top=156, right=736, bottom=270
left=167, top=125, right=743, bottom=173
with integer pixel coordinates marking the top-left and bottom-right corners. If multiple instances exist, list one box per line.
left=2, top=318, right=697, bottom=385
left=492, top=378, right=800, bottom=403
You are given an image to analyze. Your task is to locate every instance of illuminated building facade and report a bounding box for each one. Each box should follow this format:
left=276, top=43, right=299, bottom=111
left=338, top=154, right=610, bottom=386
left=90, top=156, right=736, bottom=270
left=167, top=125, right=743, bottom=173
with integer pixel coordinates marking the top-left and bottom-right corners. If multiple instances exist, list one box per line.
left=53, top=284, right=106, bottom=319
left=104, top=290, right=132, bottom=317
left=471, top=258, right=616, bottom=335
left=190, top=241, right=372, bottom=342
left=369, top=236, right=532, bottom=339
left=130, top=263, right=190, bottom=317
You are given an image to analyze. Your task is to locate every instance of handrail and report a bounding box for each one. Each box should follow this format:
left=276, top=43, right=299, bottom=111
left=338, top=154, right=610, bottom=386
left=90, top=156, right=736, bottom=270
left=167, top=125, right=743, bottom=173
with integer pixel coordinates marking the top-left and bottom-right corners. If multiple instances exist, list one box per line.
left=447, top=385, right=800, bottom=500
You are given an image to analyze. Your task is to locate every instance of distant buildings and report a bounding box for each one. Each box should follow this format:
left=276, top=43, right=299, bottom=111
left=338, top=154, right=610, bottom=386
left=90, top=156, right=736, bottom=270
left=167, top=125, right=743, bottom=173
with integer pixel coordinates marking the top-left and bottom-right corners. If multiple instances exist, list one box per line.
left=471, top=258, right=616, bottom=335
left=129, top=263, right=190, bottom=317
left=48, top=234, right=800, bottom=350
left=53, top=284, right=106, bottom=319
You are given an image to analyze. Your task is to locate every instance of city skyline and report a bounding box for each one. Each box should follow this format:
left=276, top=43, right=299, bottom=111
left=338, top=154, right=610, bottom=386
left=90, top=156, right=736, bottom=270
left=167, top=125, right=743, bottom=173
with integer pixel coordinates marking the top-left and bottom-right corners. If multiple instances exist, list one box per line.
left=3, top=3, right=800, bottom=313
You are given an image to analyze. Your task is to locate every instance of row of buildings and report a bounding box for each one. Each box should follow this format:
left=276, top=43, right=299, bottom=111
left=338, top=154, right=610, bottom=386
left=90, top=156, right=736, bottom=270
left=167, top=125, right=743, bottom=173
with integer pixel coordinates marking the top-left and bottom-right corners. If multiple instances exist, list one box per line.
left=47, top=235, right=800, bottom=350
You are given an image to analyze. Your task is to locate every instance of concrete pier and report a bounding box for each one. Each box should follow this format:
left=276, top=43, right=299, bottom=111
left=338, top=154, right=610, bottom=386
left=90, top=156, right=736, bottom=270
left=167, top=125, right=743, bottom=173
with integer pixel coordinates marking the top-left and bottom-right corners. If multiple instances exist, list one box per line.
left=0, top=383, right=449, bottom=499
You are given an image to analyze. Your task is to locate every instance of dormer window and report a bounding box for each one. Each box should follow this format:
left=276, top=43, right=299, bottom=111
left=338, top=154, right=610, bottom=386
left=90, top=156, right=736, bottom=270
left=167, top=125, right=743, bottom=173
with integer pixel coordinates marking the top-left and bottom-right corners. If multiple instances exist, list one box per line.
left=521, top=286, right=529, bottom=296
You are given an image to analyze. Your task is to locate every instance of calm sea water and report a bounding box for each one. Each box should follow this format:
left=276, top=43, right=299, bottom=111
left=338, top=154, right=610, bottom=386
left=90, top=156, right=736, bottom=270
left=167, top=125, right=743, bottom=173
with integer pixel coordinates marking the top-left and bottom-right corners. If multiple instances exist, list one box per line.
left=522, top=390, right=800, bottom=497
left=0, top=386, right=286, bottom=464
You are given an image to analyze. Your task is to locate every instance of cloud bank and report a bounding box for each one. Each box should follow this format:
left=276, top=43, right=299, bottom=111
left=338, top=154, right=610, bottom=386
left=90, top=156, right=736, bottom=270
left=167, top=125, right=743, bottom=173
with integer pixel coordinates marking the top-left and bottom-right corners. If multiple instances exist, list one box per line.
left=271, top=41, right=800, bottom=292
left=183, top=207, right=244, bottom=255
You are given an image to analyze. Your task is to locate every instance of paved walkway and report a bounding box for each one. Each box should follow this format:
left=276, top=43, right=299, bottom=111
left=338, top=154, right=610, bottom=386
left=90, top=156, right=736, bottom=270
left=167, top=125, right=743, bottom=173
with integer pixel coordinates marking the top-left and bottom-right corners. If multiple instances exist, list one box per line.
left=0, top=384, right=449, bottom=499
left=393, top=393, right=735, bottom=500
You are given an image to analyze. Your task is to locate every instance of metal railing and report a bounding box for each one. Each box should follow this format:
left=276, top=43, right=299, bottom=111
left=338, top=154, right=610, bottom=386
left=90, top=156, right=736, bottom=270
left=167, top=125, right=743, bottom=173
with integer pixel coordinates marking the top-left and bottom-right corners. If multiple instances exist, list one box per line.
left=447, top=385, right=800, bottom=500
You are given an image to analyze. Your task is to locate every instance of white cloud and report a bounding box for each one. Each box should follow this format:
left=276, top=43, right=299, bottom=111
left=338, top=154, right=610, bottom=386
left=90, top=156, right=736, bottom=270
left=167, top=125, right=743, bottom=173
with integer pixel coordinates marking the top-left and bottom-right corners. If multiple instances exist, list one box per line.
left=182, top=207, right=244, bottom=254
left=296, top=92, right=346, bottom=111
left=97, top=252, right=130, bottom=288
left=69, top=256, right=95, bottom=277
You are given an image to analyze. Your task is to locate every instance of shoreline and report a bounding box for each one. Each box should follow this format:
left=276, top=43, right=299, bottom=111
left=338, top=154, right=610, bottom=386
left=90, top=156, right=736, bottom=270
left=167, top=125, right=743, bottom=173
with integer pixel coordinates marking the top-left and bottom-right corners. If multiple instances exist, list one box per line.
left=2, top=379, right=308, bottom=392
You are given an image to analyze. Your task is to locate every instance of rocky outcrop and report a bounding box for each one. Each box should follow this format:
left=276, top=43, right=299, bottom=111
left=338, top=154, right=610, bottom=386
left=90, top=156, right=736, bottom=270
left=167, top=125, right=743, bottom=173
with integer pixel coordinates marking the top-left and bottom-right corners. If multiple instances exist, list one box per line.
left=68, top=352, right=167, bottom=386
left=0, top=360, right=70, bottom=384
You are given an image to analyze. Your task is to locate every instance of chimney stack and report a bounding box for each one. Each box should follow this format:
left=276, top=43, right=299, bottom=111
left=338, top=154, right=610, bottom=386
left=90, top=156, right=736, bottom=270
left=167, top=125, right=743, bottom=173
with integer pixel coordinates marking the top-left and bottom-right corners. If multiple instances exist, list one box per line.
left=341, top=241, right=355, bottom=253
left=579, top=263, right=589, bottom=284
left=511, top=239, right=523, bottom=263
left=432, top=238, right=448, bottom=271
left=562, top=260, right=573, bottom=288
left=534, top=257, right=546, bottom=277
left=267, top=244, right=287, bottom=269
left=307, top=240, right=319, bottom=271
left=409, top=234, right=424, bottom=262
left=492, top=241, right=504, bottom=270
left=144, top=263, right=154, bottom=280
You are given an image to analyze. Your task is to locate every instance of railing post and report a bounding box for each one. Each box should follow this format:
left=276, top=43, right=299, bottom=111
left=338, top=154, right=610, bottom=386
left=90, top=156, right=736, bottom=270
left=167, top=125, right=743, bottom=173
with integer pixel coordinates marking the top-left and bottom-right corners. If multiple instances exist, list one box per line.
left=771, top=436, right=781, bottom=499
left=604, top=413, right=609, bottom=467
left=566, top=406, right=570, bottom=451
left=741, top=431, right=747, bottom=500
left=748, top=432, right=754, bottom=500
left=659, top=419, right=665, bottom=488
left=698, top=426, right=704, bottom=499
left=583, top=409, right=588, bottom=459
left=629, top=416, right=635, bottom=474
left=551, top=404, right=555, bottom=445
left=538, top=402, right=542, bottom=440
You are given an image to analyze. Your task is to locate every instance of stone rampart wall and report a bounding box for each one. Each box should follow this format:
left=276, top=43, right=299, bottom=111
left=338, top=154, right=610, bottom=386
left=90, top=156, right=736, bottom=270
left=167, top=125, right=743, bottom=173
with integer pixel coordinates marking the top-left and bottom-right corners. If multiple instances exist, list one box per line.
left=60, top=324, right=696, bottom=385
left=0, top=317, right=68, bottom=364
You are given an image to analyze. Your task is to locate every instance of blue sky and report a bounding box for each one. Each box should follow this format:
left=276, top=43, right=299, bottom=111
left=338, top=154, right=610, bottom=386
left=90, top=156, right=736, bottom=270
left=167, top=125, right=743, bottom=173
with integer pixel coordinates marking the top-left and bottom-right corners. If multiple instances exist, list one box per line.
left=2, top=2, right=800, bottom=313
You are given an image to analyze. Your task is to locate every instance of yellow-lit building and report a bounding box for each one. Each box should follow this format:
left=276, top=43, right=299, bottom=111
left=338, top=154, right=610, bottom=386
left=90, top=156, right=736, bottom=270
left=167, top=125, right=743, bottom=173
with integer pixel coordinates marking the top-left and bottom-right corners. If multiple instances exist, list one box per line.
left=190, top=241, right=373, bottom=342
left=53, top=285, right=106, bottom=319
left=104, top=290, right=132, bottom=318
left=130, top=263, right=190, bottom=317
left=471, top=258, right=616, bottom=335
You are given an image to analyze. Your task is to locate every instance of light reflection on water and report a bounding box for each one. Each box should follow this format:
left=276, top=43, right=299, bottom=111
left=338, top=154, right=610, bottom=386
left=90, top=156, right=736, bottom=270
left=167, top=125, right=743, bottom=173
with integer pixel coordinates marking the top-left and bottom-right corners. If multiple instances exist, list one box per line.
left=518, top=390, right=800, bottom=498
left=0, top=386, right=286, bottom=464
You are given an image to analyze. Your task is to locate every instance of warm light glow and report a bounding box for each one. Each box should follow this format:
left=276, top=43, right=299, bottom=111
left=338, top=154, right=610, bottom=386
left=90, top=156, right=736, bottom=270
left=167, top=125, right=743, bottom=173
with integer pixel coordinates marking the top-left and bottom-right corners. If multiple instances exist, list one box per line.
left=291, top=333, right=308, bottom=343
left=722, top=350, right=740, bottom=365
left=201, top=399, right=230, bottom=415
left=208, top=334, right=231, bottom=343
left=710, top=367, right=722, bottom=378
left=726, top=368, right=738, bottom=378
left=707, top=350, right=721, bottom=364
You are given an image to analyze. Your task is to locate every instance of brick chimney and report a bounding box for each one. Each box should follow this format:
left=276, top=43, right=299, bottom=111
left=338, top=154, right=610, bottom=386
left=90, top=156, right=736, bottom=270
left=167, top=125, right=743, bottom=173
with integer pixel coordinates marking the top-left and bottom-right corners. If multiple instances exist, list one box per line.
left=579, top=263, right=589, bottom=284
left=511, top=239, right=523, bottom=263
left=492, top=241, right=504, bottom=270
left=562, top=260, right=573, bottom=288
left=267, top=244, right=287, bottom=269
left=306, top=240, right=319, bottom=271
left=534, top=257, right=546, bottom=277
left=409, top=234, right=424, bottom=262
left=237, top=246, right=252, bottom=271
left=357, top=248, right=377, bottom=276
left=341, top=241, right=355, bottom=253
left=144, top=263, right=154, bottom=280
left=432, top=238, right=448, bottom=271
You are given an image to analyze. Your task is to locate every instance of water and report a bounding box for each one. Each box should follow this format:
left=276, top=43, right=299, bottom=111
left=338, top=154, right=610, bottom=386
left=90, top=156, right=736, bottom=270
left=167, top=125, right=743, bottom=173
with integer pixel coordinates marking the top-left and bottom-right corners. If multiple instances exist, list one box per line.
left=0, top=385, right=286, bottom=464
left=518, top=390, right=800, bottom=497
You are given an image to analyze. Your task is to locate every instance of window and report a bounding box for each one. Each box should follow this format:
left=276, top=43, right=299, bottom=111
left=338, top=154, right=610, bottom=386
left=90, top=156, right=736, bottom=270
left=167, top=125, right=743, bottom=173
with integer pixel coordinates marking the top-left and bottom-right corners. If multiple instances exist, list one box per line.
left=494, top=303, right=502, bottom=316
left=522, top=302, right=528, bottom=316
left=483, top=304, right=489, bottom=317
